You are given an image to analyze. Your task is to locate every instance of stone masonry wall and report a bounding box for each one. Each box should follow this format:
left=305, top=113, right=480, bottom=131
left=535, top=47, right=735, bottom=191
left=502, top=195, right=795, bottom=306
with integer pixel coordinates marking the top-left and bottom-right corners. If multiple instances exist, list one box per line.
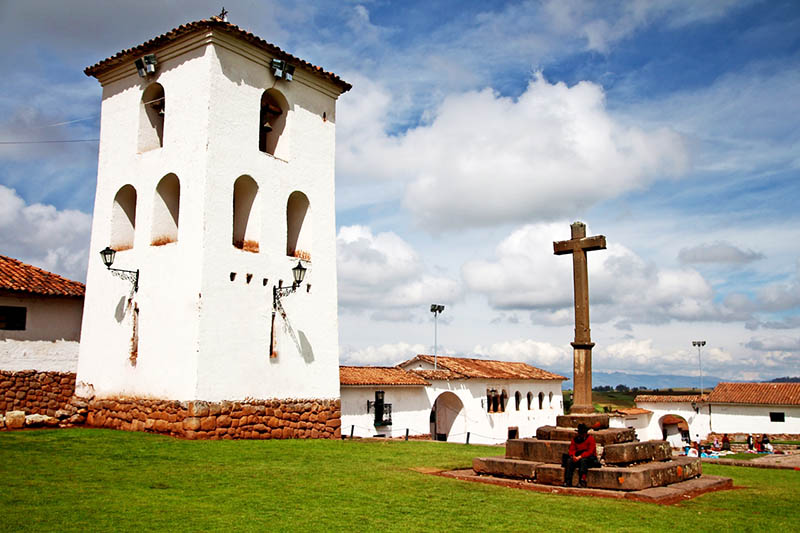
left=0, top=370, right=76, bottom=416
left=86, top=397, right=342, bottom=440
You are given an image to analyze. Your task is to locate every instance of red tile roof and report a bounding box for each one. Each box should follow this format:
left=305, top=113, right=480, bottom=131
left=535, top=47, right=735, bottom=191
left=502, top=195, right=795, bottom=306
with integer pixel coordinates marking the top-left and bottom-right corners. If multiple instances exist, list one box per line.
left=707, top=382, right=800, bottom=406
left=401, top=355, right=567, bottom=381
left=340, top=366, right=430, bottom=387
left=410, top=369, right=465, bottom=381
left=84, top=17, right=351, bottom=93
left=613, top=407, right=653, bottom=416
left=0, top=255, right=85, bottom=298
left=660, top=415, right=689, bottom=427
left=635, top=395, right=705, bottom=404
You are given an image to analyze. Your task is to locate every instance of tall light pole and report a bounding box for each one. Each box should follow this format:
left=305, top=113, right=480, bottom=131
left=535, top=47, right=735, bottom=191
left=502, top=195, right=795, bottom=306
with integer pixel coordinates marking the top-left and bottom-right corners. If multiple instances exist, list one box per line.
left=430, top=304, right=445, bottom=370
left=692, top=340, right=706, bottom=396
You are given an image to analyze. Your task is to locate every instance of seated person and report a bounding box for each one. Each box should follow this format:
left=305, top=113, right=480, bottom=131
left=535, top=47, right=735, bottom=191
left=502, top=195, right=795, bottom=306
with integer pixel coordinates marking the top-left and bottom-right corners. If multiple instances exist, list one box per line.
left=712, top=436, right=721, bottom=451
left=721, top=434, right=731, bottom=451
left=687, top=442, right=699, bottom=457
left=563, top=423, right=601, bottom=488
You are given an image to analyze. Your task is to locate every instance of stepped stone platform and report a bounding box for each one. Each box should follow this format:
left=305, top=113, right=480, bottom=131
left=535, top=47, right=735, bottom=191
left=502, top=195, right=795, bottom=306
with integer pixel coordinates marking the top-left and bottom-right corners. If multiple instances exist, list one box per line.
left=472, top=414, right=728, bottom=494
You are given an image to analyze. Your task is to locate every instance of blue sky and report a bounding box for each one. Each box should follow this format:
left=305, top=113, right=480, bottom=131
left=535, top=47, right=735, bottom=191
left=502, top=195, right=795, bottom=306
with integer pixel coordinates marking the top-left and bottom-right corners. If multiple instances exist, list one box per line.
left=1, top=1, right=799, bottom=382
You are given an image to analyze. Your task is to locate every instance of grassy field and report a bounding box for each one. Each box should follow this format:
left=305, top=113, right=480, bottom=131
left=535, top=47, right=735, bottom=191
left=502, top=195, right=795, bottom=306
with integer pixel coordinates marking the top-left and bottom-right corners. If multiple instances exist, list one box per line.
left=1, top=429, right=799, bottom=532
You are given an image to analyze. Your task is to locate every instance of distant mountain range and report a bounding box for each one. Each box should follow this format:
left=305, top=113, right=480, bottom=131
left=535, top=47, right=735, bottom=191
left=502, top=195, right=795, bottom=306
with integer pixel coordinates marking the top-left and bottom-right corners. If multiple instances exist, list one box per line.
left=559, top=373, right=800, bottom=390
left=560, top=371, right=726, bottom=391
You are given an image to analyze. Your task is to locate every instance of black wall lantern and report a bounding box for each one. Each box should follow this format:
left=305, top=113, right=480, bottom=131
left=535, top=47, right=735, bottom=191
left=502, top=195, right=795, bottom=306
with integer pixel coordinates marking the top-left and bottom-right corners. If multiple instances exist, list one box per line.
left=99, top=246, right=139, bottom=292
left=269, top=261, right=308, bottom=357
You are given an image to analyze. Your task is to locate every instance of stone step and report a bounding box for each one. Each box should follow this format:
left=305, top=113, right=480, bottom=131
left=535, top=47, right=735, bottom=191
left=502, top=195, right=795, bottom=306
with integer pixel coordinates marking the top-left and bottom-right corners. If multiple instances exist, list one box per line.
left=604, top=440, right=672, bottom=465
left=473, top=455, right=702, bottom=491
left=537, top=457, right=702, bottom=491
left=506, top=438, right=569, bottom=463
left=536, top=425, right=636, bottom=445
left=506, top=438, right=672, bottom=465
left=473, top=456, right=539, bottom=479
left=556, top=414, right=609, bottom=430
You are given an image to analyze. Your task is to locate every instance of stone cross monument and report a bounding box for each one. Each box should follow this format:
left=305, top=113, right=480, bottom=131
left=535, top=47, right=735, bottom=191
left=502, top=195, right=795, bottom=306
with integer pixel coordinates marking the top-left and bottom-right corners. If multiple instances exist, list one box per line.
left=553, top=221, right=606, bottom=414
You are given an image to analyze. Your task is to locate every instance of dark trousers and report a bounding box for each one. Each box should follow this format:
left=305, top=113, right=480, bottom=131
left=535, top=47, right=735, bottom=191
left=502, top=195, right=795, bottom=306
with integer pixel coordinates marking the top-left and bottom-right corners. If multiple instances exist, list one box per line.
left=562, top=455, right=601, bottom=485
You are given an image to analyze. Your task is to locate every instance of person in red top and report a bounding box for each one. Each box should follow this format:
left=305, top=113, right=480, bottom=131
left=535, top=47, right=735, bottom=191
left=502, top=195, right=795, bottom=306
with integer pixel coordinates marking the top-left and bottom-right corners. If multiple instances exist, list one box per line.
left=563, top=423, right=601, bottom=488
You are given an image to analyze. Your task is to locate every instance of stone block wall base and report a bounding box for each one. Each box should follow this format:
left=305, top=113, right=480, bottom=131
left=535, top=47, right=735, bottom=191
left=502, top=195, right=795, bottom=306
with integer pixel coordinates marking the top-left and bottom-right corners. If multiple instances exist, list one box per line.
left=536, top=425, right=636, bottom=445
left=556, top=414, right=609, bottom=430
left=85, top=397, right=341, bottom=440
left=0, top=370, right=76, bottom=417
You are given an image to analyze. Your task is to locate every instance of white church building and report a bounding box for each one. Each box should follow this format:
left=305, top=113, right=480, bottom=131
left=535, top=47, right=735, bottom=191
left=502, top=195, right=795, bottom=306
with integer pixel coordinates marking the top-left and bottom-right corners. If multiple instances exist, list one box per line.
left=73, top=16, right=351, bottom=438
left=340, top=355, right=567, bottom=445
left=631, top=382, right=800, bottom=445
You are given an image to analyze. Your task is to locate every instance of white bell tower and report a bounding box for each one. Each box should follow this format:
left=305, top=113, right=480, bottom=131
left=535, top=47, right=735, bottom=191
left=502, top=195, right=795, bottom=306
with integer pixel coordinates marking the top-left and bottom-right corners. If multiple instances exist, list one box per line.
left=76, top=18, right=350, bottom=407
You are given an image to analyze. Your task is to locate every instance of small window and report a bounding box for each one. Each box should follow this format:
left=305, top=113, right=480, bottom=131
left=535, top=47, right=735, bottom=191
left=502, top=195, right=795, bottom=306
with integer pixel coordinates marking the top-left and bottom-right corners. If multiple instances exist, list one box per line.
left=233, top=175, right=260, bottom=252
left=139, top=83, right=165, bottom=152
left=0, top=306, right=26, bottom=330
left=110, top=185, right=137, bottom=250
left=286, top=191, right=311, bottom=260
left=527, top=392, right=533, bottom=410
left=514, top=391, right=521, bottom=411
left=259, top=89, right=288, bottom=157
left=770, top=412, right=785, bottom=423
left=549, top=391, right=554, bottom=408
left=538, top=392, right=544, bottom=410
left=151, top=174, right=180, bottom=245
left=500, top=390, right=508, bottom=413
left=487, top=389, right=499, bottom=413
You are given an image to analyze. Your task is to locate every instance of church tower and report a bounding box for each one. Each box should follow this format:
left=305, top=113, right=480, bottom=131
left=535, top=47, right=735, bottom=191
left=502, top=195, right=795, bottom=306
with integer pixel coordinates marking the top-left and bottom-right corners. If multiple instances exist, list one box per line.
left=76, top=17, right=350, bottom=438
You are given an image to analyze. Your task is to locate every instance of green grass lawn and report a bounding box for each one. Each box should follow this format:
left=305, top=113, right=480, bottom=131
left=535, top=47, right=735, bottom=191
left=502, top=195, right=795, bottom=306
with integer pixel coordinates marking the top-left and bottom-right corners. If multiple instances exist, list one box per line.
left=1, top=429, right=799, bottom=532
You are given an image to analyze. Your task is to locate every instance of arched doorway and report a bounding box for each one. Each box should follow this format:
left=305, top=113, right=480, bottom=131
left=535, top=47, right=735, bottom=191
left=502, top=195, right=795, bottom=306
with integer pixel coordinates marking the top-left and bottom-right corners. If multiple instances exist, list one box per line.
left=430, top=392, right=465, bottom=442
left=659, top=414, right=689, bottom=448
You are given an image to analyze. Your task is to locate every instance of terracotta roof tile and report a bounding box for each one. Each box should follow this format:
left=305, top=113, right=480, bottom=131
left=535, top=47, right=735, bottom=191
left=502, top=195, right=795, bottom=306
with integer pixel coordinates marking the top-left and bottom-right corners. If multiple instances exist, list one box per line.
left=0, top=255, right=85, bottom=298
left=410, top=369, right=465, bottom=381
left=707, top=382, right=800, bottom=406
left=340, top=366, right=429, bottom=387
left=401, top=355, right=567, bottom=381
left=84, top=18, right=351, bottom=92
left=635, top=395, right=705, bottom=403
left=612, top=407, right=653, bottom=416
left=660, top=415, right=689, bottom=427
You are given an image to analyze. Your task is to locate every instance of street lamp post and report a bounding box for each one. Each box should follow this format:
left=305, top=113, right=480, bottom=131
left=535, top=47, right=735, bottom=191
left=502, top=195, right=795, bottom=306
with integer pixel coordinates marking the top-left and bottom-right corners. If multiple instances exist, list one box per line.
left=430, top=304, right=445, bottom=370
left=692, top=340, right=706, bottom=396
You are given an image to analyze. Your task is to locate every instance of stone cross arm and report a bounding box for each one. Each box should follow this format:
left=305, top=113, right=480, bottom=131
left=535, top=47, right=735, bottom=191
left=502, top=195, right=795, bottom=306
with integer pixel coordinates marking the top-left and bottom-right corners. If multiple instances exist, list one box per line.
left=553, top=235, right=607, bottom=255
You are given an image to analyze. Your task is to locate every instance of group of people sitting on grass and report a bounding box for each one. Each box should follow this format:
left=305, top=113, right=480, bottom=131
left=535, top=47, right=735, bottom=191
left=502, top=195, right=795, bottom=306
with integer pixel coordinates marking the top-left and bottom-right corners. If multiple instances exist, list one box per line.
left=746, top=433, right=774, bottom=453
left=683, top=433, right=775, bottom=457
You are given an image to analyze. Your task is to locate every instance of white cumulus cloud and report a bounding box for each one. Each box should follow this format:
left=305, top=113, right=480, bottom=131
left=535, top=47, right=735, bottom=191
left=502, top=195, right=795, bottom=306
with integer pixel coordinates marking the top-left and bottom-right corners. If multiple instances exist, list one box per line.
left=341, top=342, right=427, bottom=366
left=0, top=185, right=90, bottom=281
left=337, top=225, right=460, bottom=317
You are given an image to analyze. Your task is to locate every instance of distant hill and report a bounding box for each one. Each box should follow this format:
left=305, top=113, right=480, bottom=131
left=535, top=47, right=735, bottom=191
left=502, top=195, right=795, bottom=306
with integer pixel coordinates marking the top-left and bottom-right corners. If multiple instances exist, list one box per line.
left=561, top=371, right=724, bottom=391
left=769, top=376, right=800, bottom=383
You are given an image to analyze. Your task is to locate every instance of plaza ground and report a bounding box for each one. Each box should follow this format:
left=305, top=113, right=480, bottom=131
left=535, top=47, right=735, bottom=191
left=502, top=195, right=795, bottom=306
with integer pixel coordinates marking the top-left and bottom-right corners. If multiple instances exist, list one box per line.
left=1, top=429, right=799, bottom=532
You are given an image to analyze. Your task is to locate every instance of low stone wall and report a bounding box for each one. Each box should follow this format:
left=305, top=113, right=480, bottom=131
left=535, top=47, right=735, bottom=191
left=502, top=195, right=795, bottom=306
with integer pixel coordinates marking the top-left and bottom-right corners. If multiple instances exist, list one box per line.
left=0, top=370, right=76, bottom=417
left=86, top=397, right=342, bottom=440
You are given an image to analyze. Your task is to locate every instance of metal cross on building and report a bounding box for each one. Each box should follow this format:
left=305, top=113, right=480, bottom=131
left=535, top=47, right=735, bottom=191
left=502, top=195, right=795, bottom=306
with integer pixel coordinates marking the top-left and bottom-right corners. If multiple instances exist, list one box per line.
left=554, top=221, right=606, bottom=414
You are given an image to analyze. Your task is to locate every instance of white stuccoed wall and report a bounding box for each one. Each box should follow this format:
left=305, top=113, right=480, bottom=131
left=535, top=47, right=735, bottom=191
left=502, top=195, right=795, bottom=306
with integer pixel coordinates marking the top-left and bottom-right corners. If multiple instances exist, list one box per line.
left=708, top=404, right=800, bottom=435
left=635, top=401, right=711, bottom=442
left=341, top=378, right=564, bottom=445
left=0, top=295, right=83, bottom=372
left=77, top=29, right=343, bottom=402
left=341, top=386, right=433, bottom=438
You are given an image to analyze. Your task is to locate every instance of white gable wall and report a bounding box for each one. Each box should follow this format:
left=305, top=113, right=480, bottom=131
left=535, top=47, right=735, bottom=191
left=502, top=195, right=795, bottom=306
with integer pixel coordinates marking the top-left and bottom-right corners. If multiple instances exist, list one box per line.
left=636, top=401, right=712, bottom=442
left=0, top=295, right=83, bottom=372
left=709, top=404, right=800, bottom=435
